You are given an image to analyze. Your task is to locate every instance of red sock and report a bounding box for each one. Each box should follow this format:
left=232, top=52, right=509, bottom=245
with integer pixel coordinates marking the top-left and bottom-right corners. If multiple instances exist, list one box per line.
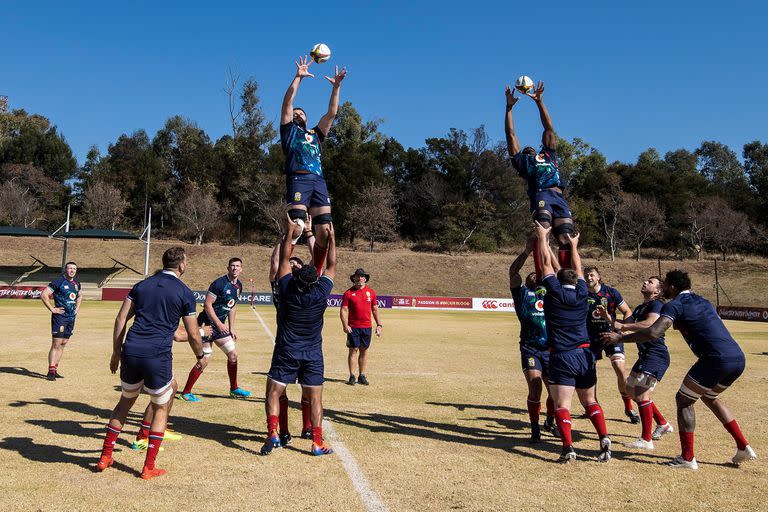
left=545, top=396, right=555, bottom=418
left=101, top=424, right=122, bottom=458
left=182, top=363, right=203, bottom=394
left=311, top=426, right=323, bottom=446
left=527, top=399, right=541, bottom=427
left=312, top=244, right=327, bottom=273
left=279, top=394, right=289, bottom=435
left=227, top=360, right=238, bottom=391
left=652, top=402, right=667, bottom=425
left=585, top=403, right=608, bottom=438
left=554, top=408, right=573, bottom=447
left=638, top=400, right=654, bottom=441
left=267, top=414, right=279, bottom=435
left=680, top=431, right=695, bottom=461
left=144, top=431, right=164, bottom=470
left=137, top=421, right=151, bottom=441
left=532, top=239, right=543, bottom=281
left=621, top=394, right=634, bottom=414
left=48, top=364, right=57, bottom=374
left=301, top=398, right=311, bottom=431
left=724, top=419, right=748, bottom=450
left=557, top=246, right=571, bottom=269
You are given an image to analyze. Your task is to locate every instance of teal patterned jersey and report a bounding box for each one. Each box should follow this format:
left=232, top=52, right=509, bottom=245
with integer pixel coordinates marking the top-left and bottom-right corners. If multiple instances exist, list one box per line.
left=511, top=285, right=548, bottom=349
left=280, top=122, right=325, bottom=177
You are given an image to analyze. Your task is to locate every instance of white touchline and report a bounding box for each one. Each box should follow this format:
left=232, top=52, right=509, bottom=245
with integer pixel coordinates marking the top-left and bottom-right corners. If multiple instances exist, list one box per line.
left=250, top=306, right=388, bottom=512
left=323, top=419, right=389, bottom=512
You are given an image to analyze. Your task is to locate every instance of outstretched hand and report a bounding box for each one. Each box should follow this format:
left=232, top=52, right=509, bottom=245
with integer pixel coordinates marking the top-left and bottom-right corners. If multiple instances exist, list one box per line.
left=567, top=231, right=580, bottom=247
left=295, top=56, right=315, bottom=78
left=526, top=81, right=545, bottom=102
left=505, top=85, right=519, bottom=108
left=325, top=65, right=347, bottom=87
left=533, top=220, right=551, bottom=239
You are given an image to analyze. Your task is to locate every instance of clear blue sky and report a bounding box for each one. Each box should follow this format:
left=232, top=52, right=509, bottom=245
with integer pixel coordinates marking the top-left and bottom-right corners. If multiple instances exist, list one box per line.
left=2, top=1, right=766, bottom=165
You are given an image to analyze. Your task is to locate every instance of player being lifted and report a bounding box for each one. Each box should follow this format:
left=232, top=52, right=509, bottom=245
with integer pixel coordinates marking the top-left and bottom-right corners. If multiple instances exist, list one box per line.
left=505, top=81, right=575, bottom=278
left=180, top=258, right=250, bottom=401
left=602, top=270, right=757, bottom=469
left=280, top=55, right=346, bottom=273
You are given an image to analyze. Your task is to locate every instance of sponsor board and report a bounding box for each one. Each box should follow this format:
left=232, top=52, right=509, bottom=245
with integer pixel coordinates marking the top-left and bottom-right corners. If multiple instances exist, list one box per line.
left=0, top=285, right=47, bottom=299
left=414, top=296, right=472, bottom=309
left=327, top=294, right=392, bottom=309
left=717, top=306, right=768, bottom=322
left=472, top=298, right=516, bottom=312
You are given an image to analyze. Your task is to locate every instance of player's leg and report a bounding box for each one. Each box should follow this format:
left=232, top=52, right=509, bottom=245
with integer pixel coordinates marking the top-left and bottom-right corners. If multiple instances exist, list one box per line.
left=180, top=341, right=212, bottom=401
left=347, top=330, right=359, bottom=385
left=608, top=349, right=638, bottom=422
left=524, top=368, right=545, bottom=442
left=131, top=403, right=153, bottom=450
left=278, top=389, right=292, bottom=446
left=357, top=329, right=372, bottom=385
left=531, top=207, right=552, bottom=280
left=309, top=176, right=333, bottom=272
left=214, top=335, right=250, bottom=397
left=549, top=383, right=576, bottom=462
left=670, top=374, right=705, bottom=469
left=575, top=352, right=611, bottom=462
left=550, top=191, right=576, bottom=269
left=300, top=385, right=312, bottom=439
left=261, top=378, right=287, bottom=455
left=98, top=357, right=143, bottom=471
left=47, top=337, right=66, bottom=379
left=300, top=353, right=333, bottom=455
left=625, top=372, right=657, bottom=448
left=140, top=375, right=177, bottom=480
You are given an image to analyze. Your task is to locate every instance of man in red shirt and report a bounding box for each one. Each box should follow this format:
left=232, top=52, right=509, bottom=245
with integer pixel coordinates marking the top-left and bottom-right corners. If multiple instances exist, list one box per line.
left=340, top=268, right=382, bottom=386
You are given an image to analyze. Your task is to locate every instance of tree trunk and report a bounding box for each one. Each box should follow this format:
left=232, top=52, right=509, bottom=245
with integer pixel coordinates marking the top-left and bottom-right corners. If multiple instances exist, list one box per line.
left=196, top=232, right=203, bottom=245
left=369, top=237, right=374, bottom=252
left=636, top=242, right=641, bottom=261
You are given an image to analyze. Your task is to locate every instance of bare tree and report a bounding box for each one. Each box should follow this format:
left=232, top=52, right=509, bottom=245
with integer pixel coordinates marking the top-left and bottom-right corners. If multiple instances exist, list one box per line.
left=345, top=184, right=398, bottom=252
left=617, top=193, right=665, bottom=260
left=0, top=179, right=41, bottom=227
left=174, top=182, right=226, bottom=245
left=598, top=192, right=623, bottom=261
left=691, top=198, right=752, bottom=260
left=83, top=181, right=129, bottom=230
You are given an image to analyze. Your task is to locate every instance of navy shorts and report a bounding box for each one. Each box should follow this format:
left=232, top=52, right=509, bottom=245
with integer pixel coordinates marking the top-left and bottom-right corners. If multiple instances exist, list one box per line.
left=347, top=328, right=372, bottom=349
left=531, top=189, right=571, bottom=220
left=520, top=344, right=550, bottom=374
left=120, top=352, right=174, bottom=392
left=209, top=323, right=233, bottom=342
left=51, top=315, right=76, bottom=339
left=631, top=351, right=671, bottom=381
left=687, top=354, right=745, bottom=389
left=548, top=348, right=597, bottom=388
left=591, top=340, right=625, bottom=361
left=286, top=173, right=331, bottom=209
left=268, top=347, right=324, bottom=386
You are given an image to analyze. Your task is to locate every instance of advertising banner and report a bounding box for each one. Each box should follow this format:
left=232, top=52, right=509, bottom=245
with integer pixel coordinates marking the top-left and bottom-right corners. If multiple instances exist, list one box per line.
left=717, top=306, right=768, bottom=322
left=414, top=296, right=472, bottom=309
left=471, top=298, right=517, bottom=312
left=0, top=285, right=47, bottom=299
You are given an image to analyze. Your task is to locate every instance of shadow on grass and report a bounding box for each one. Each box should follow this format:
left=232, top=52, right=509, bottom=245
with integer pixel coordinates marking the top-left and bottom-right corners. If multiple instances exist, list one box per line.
left=0, top=436, right=137, bottom=475
left=0, top=367, right=49, bottom=380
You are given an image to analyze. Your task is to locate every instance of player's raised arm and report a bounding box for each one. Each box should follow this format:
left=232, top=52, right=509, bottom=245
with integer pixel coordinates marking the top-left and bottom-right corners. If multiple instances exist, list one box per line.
left=269, top=238, right=282, bottom=283
left=509, top=236, right=534, bottom=289
left=281, top=56, right=314, bottom=125
left=526, top=81, right=556, bottom=149
left=278, top=215, right=303, bottom=279
left=323, top=224, right=337, bottom=280
left=534, top=222, right=554, bottom=276
left=504, top=85, right=521, bottom=158
left=317, top=65, right=347, bottom=136
left=567, top=233, right=583, bottom=279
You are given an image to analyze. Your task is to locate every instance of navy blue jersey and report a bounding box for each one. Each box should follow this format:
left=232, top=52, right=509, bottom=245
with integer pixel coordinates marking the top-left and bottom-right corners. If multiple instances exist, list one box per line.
left=123, top=271, right=197, bottom=357
left=660, top=291, right=743, bottom=359
left=512, top=147, right=562, bottom=198
left=203, top=275, right=242, bottom=322
left=277, top=273, right=334, bottom=352
left=280, top=122, right=325, bottom=177
left=631, top=299, right=668, bottom=359
left=47, top=275, right=80, bottom=318
left=542, top=275, right=590, bottom=352
left=587, top=284, right=626, bottom=342
left=511, top=285, right=547, bottom=349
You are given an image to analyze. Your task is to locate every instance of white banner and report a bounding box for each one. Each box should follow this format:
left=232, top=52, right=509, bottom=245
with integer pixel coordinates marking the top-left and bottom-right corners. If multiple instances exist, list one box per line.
left=472, top=297, right=516, bottom=312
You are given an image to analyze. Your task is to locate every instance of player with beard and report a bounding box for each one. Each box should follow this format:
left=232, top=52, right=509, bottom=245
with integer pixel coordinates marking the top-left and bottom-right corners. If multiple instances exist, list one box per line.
left=41, top=262, right=82, bottom=380
left=280, top=54, right=346, bottom=273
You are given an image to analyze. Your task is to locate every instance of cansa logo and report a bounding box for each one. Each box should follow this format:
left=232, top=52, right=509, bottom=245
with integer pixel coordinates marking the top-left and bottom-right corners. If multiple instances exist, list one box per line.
left=481, top=300, right=514, bottom=309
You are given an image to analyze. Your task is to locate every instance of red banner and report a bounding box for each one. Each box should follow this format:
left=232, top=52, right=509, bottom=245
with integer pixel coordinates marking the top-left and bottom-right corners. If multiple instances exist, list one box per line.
left=717, top=306, right=768, bottom=322
left=102, top=288, right=131, bottom=301
left=392, top=296, right=415, bottom=308
left=413, top=296, right=472, bottom=309
left=0, top=285, right=46, bottom=299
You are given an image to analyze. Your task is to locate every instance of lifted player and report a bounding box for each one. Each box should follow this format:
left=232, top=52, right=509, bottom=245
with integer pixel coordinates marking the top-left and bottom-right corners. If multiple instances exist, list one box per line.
left=505, top=81, right=575, bottom=277
left=280, top=55, right=346, bottom=273
left=41, top=261, right=82, bottom=380
left=584, top=266, right=637, bottom=423
left=509, top=237, right=556, bottom=442
left=180, top=258, right=250, bottom=400
left=602, top=270, right=757, bottom=469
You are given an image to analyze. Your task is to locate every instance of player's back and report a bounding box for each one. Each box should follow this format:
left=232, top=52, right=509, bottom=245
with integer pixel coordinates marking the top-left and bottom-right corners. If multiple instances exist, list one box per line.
left=542, top=275, right=589, bottom=352
left=512, top=285, right=547, bottom=349
left=278, top=274, right=334, bottom=352
left=661, top=292, right=742, bottom=359
left=124, top=271, right=196, bottom=357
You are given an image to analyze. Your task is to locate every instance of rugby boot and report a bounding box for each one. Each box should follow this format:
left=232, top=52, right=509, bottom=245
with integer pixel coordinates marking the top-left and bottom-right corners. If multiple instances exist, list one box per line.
left=140, top=466, right=167, bottom=480
left=54, top=372, right=64, bottom=379
left=529, top=426, right=542, bottom=443
left=732, top=445, right=757, bottom=465
left=230, top=387, right=251, bottom=398
left=625, top=409, right=641, bottom=424
left=625, top=438, right=654, bottom=450
left=130, top=439, right=164, bottom=452
left=358, top=374, right=369, bottom=386
left=347, top=375, right=356, bottom=386
left=260, top=430, right=281, bottom=455
left=279, top=432, right=293, bottom=447
left=163, top=429, right=182, bottom=441
left=180, top=393, right=201, bottom=402
left=46, top=372, right=56, bottom=381
left=311, top=440, right=334, bottom=456
left=300, top=427, right=313, bottom=440
left=96, top=455, right=113, bottom=472
left=542, top=416, right=559, bottom=437
left=557, top=446, right=576, bottom=464
left=598, top=437, right=612, bottom=463
left=668, top=455, right=698, bottom=470
left=652, top=422, right=674, bottom=440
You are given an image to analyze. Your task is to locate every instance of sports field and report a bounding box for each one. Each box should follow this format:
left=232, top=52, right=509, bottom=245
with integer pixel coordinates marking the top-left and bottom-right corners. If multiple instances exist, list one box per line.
left=1, top=300, right=766, bottom=512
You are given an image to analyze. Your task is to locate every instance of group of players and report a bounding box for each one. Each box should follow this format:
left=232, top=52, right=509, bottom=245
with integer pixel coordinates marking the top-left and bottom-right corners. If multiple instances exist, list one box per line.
left=505, top=81, right=757, bottom=467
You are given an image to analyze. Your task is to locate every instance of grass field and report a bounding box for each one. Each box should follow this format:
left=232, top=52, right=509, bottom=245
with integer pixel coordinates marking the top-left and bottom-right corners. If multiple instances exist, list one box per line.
left=1, top=300, right=766, bottom=512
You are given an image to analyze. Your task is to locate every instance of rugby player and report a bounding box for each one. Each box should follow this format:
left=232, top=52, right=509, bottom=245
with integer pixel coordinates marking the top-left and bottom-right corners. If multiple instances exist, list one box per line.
left=280, top=55, right=346, bottom=273
left=180, top=258, right=250, bottom=401
left=534, top=222, right=611, bottom=463
left=340, top=268, right=382, bottom=386
left=509, top=237, right=556, bottom=441
left=261, top=216, right=336, bottom=456
left=268, top=218, right=317, bottom=446
left=505, top=82, right=575, bottom=278
left=584, top=266, right=638, bottom=423
left=602, top=270, right=757, bottom=469
left=603, top=276, right=673, bottom=449
left=97, top=247, right=204, bottom=479
left=41, top=261, right=81, bottom=380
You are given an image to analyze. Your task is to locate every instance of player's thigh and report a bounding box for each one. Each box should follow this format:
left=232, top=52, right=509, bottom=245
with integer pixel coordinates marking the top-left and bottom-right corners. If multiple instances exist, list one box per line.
left=268, top=349, right=300, bottom=386
left=521, top=345, right=546, bottom=374
left=286, top=175, right=312, bottom=208
left=309, top=177, right=331, bottom=210
left=297, top=353, right=325, bottom=387
left=214, top=334, right=236, bottom=354
left=355, top=328, right=372, bottom=349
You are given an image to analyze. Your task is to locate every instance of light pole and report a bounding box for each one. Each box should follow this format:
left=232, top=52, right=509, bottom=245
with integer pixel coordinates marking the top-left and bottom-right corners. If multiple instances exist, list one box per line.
left=237, top=214, right=242, bottom=244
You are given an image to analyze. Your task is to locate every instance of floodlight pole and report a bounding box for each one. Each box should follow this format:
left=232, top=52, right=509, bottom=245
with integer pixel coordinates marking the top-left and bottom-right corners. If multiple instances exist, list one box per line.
left=143, top=208, right=152, bottom=275
left=60, top=204, right=71, bottom=270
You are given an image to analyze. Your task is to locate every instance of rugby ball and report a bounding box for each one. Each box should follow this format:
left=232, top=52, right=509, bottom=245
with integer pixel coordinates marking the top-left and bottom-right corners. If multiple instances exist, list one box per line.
left=310, top=43, right=331, bottom=64
left=515, top=75, right=534, bottom=94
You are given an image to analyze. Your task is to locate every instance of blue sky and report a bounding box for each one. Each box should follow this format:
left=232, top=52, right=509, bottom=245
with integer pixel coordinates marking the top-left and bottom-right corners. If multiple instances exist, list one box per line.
left=2, top=1, right=766, bottom=165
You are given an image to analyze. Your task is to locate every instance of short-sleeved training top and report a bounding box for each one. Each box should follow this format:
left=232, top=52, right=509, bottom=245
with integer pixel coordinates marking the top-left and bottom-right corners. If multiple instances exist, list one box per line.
left=342, top=286, right=377, bottom=328
left=511, top=285, right=547, bottom=349
left=587, top=284, right=626, bottom=343
left=542, top=274, right=590, bottom=352
left=276, top=273, right=334, bottom=352
left=280, top=122, right=326, bottom=177
left=631, top=299, right=668, bottom=360
left=660, top=291, right=742, bottom=359
left=123, top=271, right=197, bottom=357
left=199, top=275, right=242, bottom=323
left=47, top=275, right=81, bottom=318
left=512, top=147, right=562, bottom=198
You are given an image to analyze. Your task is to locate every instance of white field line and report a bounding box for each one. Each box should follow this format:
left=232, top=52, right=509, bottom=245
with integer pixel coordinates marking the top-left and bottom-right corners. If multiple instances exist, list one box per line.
left=251, top=307, right=388, bottom=512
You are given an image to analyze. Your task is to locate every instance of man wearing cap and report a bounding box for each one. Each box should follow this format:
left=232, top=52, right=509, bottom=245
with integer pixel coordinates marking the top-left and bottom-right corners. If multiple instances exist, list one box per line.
left=340, top=268, right=382, bottom=386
